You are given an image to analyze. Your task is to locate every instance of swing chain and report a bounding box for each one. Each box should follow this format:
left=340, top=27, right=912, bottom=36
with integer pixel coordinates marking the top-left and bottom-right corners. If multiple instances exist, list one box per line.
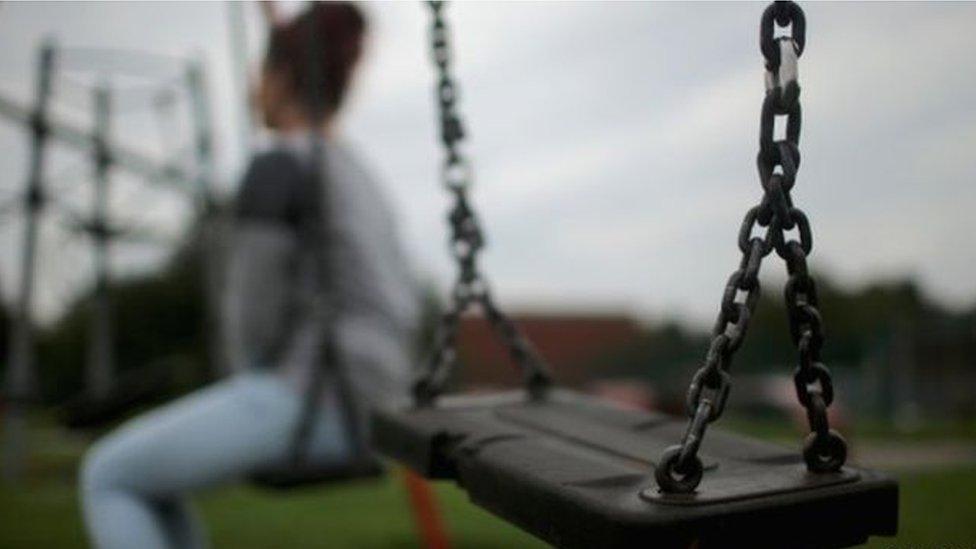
left=414, top=1, right=551, bottom=407
left=657, top=0, right=845, bottom=494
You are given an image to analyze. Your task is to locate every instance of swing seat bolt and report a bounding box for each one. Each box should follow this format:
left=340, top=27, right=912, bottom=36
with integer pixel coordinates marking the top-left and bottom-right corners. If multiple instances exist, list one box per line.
left=655, top=445, right=704, bottom=494
left=803, top=429, right=847, bottom=473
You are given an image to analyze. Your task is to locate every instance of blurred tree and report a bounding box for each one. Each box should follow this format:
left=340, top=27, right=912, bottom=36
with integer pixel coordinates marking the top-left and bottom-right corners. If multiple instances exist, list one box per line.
left=580, top=273, right=975, bottom=421
left=0, top=300, right=8, bottom=369
left=34, top=223, right=208, bottom=406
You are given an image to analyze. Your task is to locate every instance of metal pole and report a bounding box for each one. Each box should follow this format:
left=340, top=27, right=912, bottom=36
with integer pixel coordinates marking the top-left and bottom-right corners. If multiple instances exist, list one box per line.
left=86, top=84, right=114, bottom=401
left=186, top=61, right=228, bottom=378
left=0, top=92, right=190, bottom=190
left=2, top=40, right=56, bottom=483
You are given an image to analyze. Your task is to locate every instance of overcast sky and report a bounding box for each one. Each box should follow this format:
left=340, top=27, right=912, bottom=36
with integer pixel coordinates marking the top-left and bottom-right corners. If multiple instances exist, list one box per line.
left=1, top=1, right=974, bottom=327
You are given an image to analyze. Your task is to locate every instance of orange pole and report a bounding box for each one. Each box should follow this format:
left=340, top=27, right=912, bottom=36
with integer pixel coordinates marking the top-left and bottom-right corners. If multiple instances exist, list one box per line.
left=399, top=468, right=451, bottom=549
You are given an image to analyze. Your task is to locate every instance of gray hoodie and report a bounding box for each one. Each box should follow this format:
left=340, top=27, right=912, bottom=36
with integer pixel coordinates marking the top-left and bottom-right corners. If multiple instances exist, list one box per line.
left=223, top=136, right=421, bottom=417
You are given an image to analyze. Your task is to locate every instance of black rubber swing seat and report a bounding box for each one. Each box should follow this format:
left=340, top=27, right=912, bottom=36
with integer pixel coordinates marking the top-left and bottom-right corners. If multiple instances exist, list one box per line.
left=372, top=389, right=897, bottom=549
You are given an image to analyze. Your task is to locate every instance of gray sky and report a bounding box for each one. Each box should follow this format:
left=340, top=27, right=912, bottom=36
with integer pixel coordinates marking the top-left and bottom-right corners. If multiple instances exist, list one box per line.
left=1, top=2, right=974, bottom=327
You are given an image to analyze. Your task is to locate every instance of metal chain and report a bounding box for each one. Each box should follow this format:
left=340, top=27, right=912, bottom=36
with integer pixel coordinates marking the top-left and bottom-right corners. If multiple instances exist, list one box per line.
left=657, top=0, right=846, bottom=494
left=413, top=1, right=552, bottom=407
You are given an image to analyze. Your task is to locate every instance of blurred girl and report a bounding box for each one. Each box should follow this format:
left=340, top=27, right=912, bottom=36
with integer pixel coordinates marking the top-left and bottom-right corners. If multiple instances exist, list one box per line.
left=80, top=4, right=419, bottom=548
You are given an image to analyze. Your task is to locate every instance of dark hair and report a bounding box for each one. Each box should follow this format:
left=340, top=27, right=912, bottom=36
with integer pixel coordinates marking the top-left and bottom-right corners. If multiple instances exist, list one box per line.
left=265, top=2, right=367, bottom=117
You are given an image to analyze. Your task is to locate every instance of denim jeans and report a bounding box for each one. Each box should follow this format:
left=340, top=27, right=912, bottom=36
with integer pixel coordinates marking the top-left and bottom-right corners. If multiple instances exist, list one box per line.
left=80, top=371, right=350, bottom=549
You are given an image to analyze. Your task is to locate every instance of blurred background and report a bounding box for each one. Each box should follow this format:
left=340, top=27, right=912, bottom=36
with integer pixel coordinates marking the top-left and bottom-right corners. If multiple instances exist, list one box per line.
left=0, top=1, right=974, bottom=547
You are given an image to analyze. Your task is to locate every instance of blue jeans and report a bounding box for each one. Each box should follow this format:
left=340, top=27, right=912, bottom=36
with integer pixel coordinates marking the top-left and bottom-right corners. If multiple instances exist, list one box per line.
left=80, top=371, right=350, bottom=549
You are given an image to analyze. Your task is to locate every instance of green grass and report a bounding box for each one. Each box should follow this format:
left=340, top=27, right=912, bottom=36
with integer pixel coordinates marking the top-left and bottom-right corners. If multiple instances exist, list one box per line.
left=0, top=474, right=546, bottom=548
left=3, top=466, right=975, bottom=547
left=864, top=466, right=976, bottom=549
left=1, top=416, right=974, bottom=548
left=1, top=416, right=546, bottom=548
left=204, top=478, right=547, bottom=549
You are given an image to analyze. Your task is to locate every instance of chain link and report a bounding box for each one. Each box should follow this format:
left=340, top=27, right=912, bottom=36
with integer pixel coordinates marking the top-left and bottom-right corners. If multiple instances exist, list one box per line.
left=657, top=0, right=846, bottom=494
left=413, top=1, right=551, bottom=407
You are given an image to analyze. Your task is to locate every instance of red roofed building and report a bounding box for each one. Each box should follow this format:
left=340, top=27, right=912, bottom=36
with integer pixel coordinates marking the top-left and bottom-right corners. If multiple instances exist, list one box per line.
left=455, top=313, right=645, bottom=389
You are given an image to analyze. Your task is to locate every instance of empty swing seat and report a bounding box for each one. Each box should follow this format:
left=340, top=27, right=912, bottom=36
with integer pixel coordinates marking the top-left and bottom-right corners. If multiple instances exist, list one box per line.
left=372, top=389, right=897, bottom=549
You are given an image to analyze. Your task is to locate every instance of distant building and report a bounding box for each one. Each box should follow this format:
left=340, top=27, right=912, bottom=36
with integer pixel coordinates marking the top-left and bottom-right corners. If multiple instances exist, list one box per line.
left=456, top=313, right=644, bottom=389
left=448, top=306, right=976, bottom=423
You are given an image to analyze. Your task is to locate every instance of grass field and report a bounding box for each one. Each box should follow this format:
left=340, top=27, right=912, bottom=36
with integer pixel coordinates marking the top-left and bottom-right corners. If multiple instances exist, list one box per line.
left=1, top=418, right=974, bottom=548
